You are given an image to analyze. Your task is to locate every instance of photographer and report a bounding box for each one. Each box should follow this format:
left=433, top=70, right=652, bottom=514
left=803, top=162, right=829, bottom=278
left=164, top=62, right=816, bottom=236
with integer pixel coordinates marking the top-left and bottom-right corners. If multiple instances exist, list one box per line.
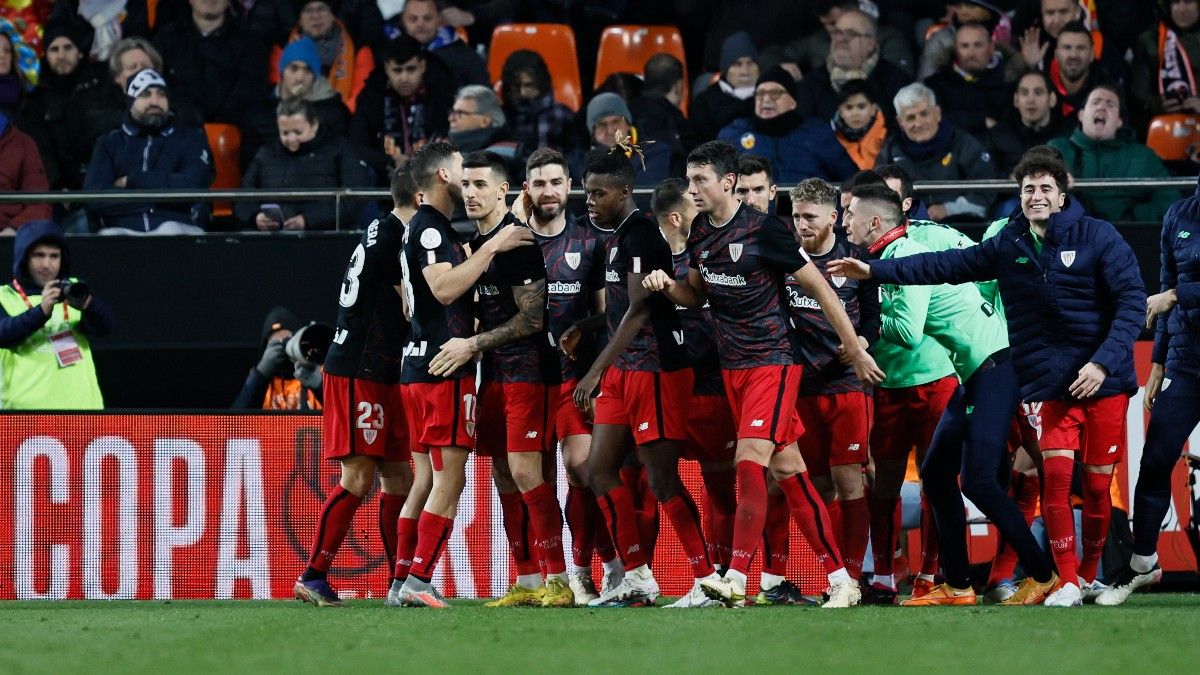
left=0, top=220, right=115, bottom=409
left=233, top=306, right=325, bottom=410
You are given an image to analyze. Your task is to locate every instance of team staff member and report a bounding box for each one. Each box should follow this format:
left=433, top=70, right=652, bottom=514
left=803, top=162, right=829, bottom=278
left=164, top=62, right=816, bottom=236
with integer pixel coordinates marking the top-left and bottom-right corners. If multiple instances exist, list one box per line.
left=295, top=167, right=418, bottom=608
left=832, top=149, right=1145, bottom=607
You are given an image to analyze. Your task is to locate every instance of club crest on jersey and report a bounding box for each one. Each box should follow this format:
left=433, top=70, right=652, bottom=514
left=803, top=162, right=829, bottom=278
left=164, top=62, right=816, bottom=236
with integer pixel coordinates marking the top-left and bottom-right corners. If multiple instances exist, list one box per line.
left=831, top=275, right=846, bottom=288
left=729, top=243, right=743, bottom=262
left=565, top=251, right=581, bottom=269
left=362, top=429, right=378, bottom=444
left=609, top=246, right=619, bottom=263
left=420, top=227, right=442, bottom=250
left=1060, top=250, right=1076, bottom=267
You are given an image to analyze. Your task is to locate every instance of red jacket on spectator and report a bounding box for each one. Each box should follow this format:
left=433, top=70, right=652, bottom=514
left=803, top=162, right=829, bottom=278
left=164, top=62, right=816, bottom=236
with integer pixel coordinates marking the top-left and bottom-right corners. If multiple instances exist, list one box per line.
left=0, top=120, right=52, bottom=232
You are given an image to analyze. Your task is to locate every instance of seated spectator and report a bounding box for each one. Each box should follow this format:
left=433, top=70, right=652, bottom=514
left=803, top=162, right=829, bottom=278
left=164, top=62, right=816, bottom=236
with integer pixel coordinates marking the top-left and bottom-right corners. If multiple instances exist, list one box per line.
left=925, top=22, right=1011, bottom=141
left=232, top=306, right=322, bottom=410
left=152, top=0, right=269, bottom=127
left=734, top=154, right=777, bottom=214
left=151, top=0, right=297, bottom=48
left=569, top=92, right=671, bottom=187
left=0, top=30, right=28, bottom=116
left=794, top=8, right=910, bottom=126
left=83, top=68, right=214, bottom=234
left=832, top=78, right=887, bottom=170
left=499, top=50, right=576, bottom=167
left=917, top=0, right=1006, bottom=80
left=245, top=37, right=351, bottom=164
left=350, top=35, right=453, bottom=179
left=279, top=0, right=374, bottom=109
left=389, top=0, right=487, bottom=89
left=876, top=82, right=995, bottom=221
left=237, top=98, right=369, bottom=231
left=760, top=0, right=915, bottom=78
left=691, top=31, right=758, bottom=140
left=1049, top=84, right=1181, bottom=222
left=1045, top=21, right=1110, bottom=119
left=0, top=220, right=115, bottom=409
left=0, top=111, right=52, bottom=234
left=719, top=66, right=858, bottom=183
left=987, top=70, right=1074, bottom=177
left=1131, top=0, right=1200, bottom=123
left=448, top=85, right=516, bottom=164
left=630, top=53, right=697, bottom=181
left=48, top=0, right=151, bottom=61
left=594, top=72, right=643, bottom=102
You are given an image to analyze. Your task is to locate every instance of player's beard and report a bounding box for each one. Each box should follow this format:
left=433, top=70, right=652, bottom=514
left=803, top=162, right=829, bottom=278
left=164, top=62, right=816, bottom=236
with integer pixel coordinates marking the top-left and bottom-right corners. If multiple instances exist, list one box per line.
left=534, top=200, right=564, bottom=222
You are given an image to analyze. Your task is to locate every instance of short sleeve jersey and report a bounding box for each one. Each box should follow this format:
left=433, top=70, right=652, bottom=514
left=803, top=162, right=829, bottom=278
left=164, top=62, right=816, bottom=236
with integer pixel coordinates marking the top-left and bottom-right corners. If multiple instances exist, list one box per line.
left=605, top=210, right=688, bottom=372
left=475, top=212, right=557, bottom=384
left=400, top=204, right=475, bottom=384
left=535, top=217, right=605, bottom=381
left=673, top=251, right=723, bottom=395
left=324, top=212, right=409, bottom=382
left=688, top=203, right=810, bottom=370
left=785, top=237, right=869, bottom=396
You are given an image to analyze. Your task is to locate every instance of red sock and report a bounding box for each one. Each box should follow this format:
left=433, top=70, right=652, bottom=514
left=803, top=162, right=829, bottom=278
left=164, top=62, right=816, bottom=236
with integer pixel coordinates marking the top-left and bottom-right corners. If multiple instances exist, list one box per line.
left=827, top=499, right=844, bottom=546
left=662, top=493, right=715, bottom=577
left=840, top=496, right=870, bottom=580
left=762, top=489, right=790, bottom=576
left=778, top=471, right=844, bottom=574
left=306, top=485, right=363, bottom=573
left=634, top=467, right=659, bottom=561
left=498, top=491, right=539, bottom=577
left=593, top=508, right=616, bottom=561
left=869, top=496, right=899, bottom=577
left=988, top=472, right=1039, bottom=585
left=732, top=460, right=768, bottom=575
left=1078, top=470, right=1114, bottom=583
left=378, top=492, right=406, bottom=575
left=566, top=484, right=596, bottom=568
left=919, top=493, right=940, bottom=577
left=702, top=468, right=736, bottom=569
left=409, top=511, right=454, bottom=583
left=394, top=516, right=418, bottom=580
left=596, top=485, right=648, bottom=570
left=1041, top=455, right=1078, bottom=584
left=523, top=482, right=567, bottom=576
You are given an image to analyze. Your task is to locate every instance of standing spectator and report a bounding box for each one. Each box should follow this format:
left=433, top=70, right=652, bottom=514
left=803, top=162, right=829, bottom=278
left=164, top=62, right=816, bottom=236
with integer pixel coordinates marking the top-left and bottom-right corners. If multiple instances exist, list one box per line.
left=83, top=68, right=214, bottom=234
left=1013, top=0, right=1089, bottom=73
left=0, top=110, right=52, bottom=234
left=350, top=35, right=454, bottom=179
left=152, top=0, right=269, bottom=127
left=390, top=0, right=487, bottom=89
left=1049, top=84, right=1181, bottom=222
left=795, top=9, right=910, bottom=126
left=925, top=22, right=1011, bottom=141
left=1131, top=0, right=1200, bottom=123
left=447, top=84, right=515, bottom=164
left=283, top=0, right=373, bottom=108
left=569, top=92, right=671, bottom=187
left=48, top=0, right=150, bottom=61
left=987, top=70, right=1074, bottom=177
left=630, top=53, right=697, bottom=181
left=237, top=98, right=370, bottom=231
left=499, top=49, right=575, bottom=166
left=0, top=30, right=28, bottom=117
left=691, top=31, right=758, bottom=141
left=831, top=78, right=888, bottom=170
left=876, top=82, right=996, bottom=221
left=759, top=0, right=915, bottom=78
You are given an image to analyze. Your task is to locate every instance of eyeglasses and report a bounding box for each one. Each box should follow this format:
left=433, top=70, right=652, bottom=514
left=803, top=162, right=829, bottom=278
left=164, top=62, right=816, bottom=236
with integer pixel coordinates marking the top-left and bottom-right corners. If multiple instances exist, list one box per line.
left=449, top=108, right=485, bottom=119
left=754, top=88, right=790, bottom=101
left=832, top=29, right=871, bottom=40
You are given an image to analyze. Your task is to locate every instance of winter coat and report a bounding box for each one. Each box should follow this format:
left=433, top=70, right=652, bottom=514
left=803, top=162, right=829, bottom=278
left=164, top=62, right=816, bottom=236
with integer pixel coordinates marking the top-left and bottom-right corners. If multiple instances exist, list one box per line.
left=1154, top=177, right=1200, bottom=378
left=1049, top=126, right=1181, bottom=222
left=350, top=54, right=454, bottom=178
left=985, top=111, right=1076, bottom=177
left=795, top=59, right=910, bottom=125
left=719, top=116, right=858, bottom=183
left=0, top=124, right=52, bottom=229
left=153, top=17, right=269, bottom=127
left=876, top=124, right=996, bottom=218
left=243, top=79, right=352, bottom=167
left=17, top=62, right=106, bottom=190
left=690, top=81, right=753, bottom=141
left=925, top=58, right=1012, bottom=141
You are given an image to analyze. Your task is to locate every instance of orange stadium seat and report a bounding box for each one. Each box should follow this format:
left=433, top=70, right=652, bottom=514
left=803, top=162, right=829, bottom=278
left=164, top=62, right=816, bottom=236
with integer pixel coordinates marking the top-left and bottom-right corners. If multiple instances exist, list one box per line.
left=147, top=0, right=159, bottom=29
left=594, top=25, right=689, bottom=115
left=204, top=123, right=242, bottom=219
left=1146, top=113, right=1200, bottom=162
left=488, top=23, right=582, bottom=112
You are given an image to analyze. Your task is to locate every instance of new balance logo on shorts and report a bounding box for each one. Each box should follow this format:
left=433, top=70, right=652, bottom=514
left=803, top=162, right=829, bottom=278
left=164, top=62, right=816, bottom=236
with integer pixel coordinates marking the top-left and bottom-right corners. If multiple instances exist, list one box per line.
left=848, top=443, right=861, bottom=452
left=638, top=422, right=649, bottom=431
left=525, top=431, right=539, bottom=439
left=1107, top=445, right=1118, bottom=454
left=749, top=419, right=764, bottom=427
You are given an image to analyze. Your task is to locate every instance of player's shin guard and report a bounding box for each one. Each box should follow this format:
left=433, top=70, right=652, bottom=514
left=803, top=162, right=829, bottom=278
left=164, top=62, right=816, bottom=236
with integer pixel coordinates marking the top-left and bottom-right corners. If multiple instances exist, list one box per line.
left=378, top=492, right=405, bottom=575
left=761, top=489, right=790, bottom=576
left=409, top=511, right=454, bottom=583
left=566, top=484, right=597, bottom=568
left=919, top=494, right=940, bottom=577
left=703, top=469, right=736, bottom=569
left=779, top=471, right=845, bottom=574
left=732, top=461, right=768, bottom=575
left=663, top=492, right=716, bottom=578
left=869, top=496, right=899, bottom=579
left=1041, top=455, right=1078, bottom=584
left=523, top=482, right=567, bottom=577
left=394, top=516, right=418, bottom=581
left=596, top=485, right=649, bottom=570
left=1077, top=470, right=1114, bottom=583
left=840, top=496, right=870, bottom=580
left=498, top=490, right=539, bottom=577
left=304, top=485, right=363, bottom=578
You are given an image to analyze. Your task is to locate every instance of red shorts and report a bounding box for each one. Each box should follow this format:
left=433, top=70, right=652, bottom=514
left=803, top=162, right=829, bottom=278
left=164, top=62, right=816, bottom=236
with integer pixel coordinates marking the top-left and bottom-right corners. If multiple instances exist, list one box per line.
left=322, top=373, right=409, bottom=462
left=1006, top=402, right=1042, bottom=454
left=1037, top=395, right=1130, bottom=466
left=475, top=381, right=553, bottom=456
left=796, top=390, right=872, bottom=475
left=400, top=377, right=477, bottom=454
left=721, top=364, right=803, bottom=446
left=684, top=394, right=737, bottom=462
left=594, top=367, right=693, bottom=446
left=871, top=375, right=959, bottom=462
left=555, top=379, right=591, bottom=440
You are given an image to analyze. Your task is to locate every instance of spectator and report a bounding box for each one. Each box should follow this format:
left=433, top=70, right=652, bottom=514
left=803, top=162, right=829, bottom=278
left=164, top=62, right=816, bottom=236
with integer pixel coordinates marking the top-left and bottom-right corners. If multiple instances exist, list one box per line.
left=987, top=70, right=1074, bottom=177
left=151, top=0, right=297, bottom=47
left=876, top=82, right=995, bottom=221
left=831, top=78, right=887, bottom=170
left=448, top=84, right=516, bottom=164
left=282, top=0, right=374, bottom=108
left=794, top=9, right=910, bottom=126
left=925, top=22, right=1011, bottom=141
left=152, top=0, right=270, bottom=127
left=719, top=65, right=858, bottom=183
left=436, top=0, right=515, bottom=47
left=1131, top=0, right=1200, bottom=123
left=1049, top=84, right=1181, bottom=222
left=759, top=0, right=915, bottom=78
left=1044, top=21, right=1110, bottom=119
left=244, top=37, right=351, bottom=164
left=690, top=31, right=758, bottom=141
left=696, top=0, right=813, bottom=74
left=734, top=154, right=777, bottom=214
left=48, top=0, right=151, bottom=61
left=0, top=111, right=52, bottom=234
left=1013, top=0, right=1089, bottom=73
left=389, top=0, right=488, bottom=89
left=917, top=0, right=1006, bottom=80
left=499, top=49, right=576, bottom=166
left=232, top=306, right=322, bottom=409
left=83, top=68, right=214, bottom=234
left=630, top=53, right=697, bottom=181
left=0, top=30, right=28, bottom=117
left=350, top=35, right=453, bottom=179
left=569, top=92, right=671, bottom=187
left=0, top=220, right=115, bottom=409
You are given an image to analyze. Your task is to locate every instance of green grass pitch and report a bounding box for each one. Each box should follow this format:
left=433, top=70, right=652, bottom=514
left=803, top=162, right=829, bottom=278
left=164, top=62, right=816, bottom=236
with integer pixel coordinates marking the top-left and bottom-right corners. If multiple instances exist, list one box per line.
left=3, top=594, right=1197, bottom=673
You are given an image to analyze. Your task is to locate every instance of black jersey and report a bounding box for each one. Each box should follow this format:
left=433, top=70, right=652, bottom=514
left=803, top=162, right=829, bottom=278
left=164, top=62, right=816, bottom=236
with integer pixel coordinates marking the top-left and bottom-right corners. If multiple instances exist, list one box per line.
left=535, top=217, right=605, bottom=381
left=400, top=204, right=475, bottom=384
left=672, top=250, right=723, bottom=395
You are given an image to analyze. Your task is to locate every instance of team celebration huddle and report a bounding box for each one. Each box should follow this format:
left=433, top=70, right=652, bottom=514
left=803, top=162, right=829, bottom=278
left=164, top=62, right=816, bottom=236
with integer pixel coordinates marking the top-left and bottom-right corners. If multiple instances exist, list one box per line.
left=289, top=134, right=1189, bottom=610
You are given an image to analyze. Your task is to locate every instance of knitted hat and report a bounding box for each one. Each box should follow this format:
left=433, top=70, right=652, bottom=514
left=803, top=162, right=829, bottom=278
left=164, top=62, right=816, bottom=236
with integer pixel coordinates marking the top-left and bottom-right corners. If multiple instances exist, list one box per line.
left=279, top=37, right=322, bottom=78
left=42, top=15, right=94, bottom=57
left=756, top=65, right=797, bottom=98
left=719, top=31, right=758, bottom=74
left=126, top=68, right=167, bottom=99
left=586, top=92, right=632, bottom=131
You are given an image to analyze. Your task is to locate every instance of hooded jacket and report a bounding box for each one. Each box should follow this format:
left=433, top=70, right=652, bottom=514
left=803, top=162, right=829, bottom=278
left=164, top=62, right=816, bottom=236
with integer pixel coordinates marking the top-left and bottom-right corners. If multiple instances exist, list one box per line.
left=1153, top=175, right=1200, bottom=378
left=350, top=52, right=454, bottom=177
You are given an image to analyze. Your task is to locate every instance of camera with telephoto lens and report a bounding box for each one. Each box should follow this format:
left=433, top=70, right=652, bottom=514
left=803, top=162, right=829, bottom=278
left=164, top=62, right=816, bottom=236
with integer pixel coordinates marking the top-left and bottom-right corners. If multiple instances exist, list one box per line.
left=55, top=279, right=90, bottom=304
left=285, top=321, right=334, bottom=368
